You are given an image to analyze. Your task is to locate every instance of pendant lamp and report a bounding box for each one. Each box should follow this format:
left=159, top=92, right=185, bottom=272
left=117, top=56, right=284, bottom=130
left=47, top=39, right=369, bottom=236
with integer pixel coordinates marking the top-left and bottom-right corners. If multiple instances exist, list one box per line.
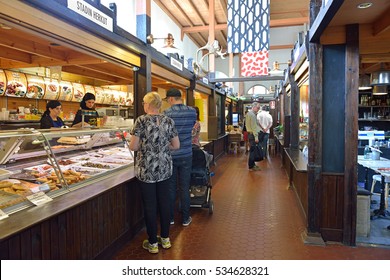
left=370, top=63, right=390, bottom=85
left=372, top=85, right=388, bottom=95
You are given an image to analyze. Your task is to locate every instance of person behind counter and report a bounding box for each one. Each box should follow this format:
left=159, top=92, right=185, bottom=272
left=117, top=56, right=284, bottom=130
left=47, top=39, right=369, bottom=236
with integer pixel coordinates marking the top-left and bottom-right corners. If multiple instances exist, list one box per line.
left=40, top=100, right=64, bottom=129
left=72, top=92, right=105, bottom=127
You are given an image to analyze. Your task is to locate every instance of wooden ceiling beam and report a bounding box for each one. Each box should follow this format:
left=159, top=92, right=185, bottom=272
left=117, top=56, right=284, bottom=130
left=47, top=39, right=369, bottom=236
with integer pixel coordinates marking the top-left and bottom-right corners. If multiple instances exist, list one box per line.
left=187, top=0, right=206, bottom=26
left=361, top=53, right=390, bottom=64
left=0, top=36, right=67, bottom=62
left=373, top=7, right=390, bottom=36
left=61, top=65, right=121, bottom=84
left=182, top=16, right=308, bottom=34
left=0, top=45, right=31, bottom=63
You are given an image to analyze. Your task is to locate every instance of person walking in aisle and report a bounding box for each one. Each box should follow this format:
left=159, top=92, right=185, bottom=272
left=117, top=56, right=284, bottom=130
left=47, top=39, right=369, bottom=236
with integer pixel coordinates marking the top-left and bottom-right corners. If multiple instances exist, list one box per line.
left=257, top=105, right=273, bottom=158
left=129, top=92, right=180, bottom=254
left=163, top=88, right=197, bottom=227
left=245, top=102, right=261, bottom=171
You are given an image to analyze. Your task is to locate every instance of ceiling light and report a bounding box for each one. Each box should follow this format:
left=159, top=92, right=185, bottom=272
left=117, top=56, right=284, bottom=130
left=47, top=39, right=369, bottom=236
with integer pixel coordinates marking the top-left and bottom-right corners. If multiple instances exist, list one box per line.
left=359, top=74, right=372, bottom=90
left=147, top=33, right=178, bottom=49
left=357, top=2, right=373, bottom=9
left=372, top=85, right=388, bottom=95
left=371, top=69, right=390, bottom=85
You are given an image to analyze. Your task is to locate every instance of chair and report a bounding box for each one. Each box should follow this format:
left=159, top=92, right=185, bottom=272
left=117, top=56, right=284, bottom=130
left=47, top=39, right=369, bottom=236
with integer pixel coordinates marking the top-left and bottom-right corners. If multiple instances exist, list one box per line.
left=371, top=174, right=390, bottom=209
left=268, top=137, right=276, bottom=156
left=228, top=133, right=242, bottom=154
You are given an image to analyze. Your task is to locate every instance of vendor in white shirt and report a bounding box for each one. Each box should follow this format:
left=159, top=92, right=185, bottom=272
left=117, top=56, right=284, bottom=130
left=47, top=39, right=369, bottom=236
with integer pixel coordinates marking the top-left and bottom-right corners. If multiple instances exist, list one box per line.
left=257, top=105, right=273, bottom=157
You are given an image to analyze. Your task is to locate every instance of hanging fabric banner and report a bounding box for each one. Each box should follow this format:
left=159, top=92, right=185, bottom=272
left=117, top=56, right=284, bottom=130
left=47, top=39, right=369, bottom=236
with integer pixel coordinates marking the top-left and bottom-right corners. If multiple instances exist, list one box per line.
left=241, top=51, right=269, bottom=77
left=227, top=0, right=270, bottom=53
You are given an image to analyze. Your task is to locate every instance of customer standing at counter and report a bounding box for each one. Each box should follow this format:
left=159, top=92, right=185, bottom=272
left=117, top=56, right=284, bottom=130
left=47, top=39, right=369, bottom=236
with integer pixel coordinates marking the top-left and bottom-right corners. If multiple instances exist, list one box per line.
left=163, top=88, right=196, bottom=227
left=129, top=91, right=179, bottom=254
left=246, top=102, right=261, bottom=171
left=257, top=105, right=273, bottom=158
left=40, top=100, right=64, bottom=129
left=191, top=106, right=201, bottom=147
left=72, top=92, right=103, bottom=127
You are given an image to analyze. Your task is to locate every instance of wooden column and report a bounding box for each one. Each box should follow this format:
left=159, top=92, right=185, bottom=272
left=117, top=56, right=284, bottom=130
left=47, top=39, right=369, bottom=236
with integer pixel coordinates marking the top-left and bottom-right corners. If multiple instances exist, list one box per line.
left=343, top=24, right=359, bottom=246
left=289, top=72, right=300, bottom=150
left=305, top=0, right=324, bottom=244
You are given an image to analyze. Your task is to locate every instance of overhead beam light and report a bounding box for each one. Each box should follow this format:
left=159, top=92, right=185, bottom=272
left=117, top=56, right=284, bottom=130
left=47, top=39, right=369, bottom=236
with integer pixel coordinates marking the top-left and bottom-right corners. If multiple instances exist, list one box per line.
left=357, top=2, right=373, bottom=9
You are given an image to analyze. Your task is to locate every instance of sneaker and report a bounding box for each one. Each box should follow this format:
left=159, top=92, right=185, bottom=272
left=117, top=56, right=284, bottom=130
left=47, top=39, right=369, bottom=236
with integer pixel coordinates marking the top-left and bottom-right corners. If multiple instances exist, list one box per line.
left=170, top=220, right=175, bottom=225
left=157, top=236, right=172, bottom=249
left=142, top=240, right=158, bottom=254
left=182, top=216, right=192, bottom=226
left=249, top=166, right=261, bottom=171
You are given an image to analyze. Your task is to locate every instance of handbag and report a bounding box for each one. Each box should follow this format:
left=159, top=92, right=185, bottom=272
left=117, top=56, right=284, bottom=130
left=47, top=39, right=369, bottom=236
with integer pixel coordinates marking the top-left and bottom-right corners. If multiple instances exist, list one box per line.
left=253, top=145, right=264, bottom=162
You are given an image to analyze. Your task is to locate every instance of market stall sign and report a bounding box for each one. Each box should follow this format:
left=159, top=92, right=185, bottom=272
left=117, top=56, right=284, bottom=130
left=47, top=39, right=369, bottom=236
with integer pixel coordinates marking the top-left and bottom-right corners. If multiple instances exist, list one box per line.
left=67, top=0, right=113, bottom=32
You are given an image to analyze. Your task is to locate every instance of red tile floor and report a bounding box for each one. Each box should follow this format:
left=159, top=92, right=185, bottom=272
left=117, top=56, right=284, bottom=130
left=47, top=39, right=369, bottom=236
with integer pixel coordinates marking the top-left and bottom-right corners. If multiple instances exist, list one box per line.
left=113, top=151, right=390, bottom=260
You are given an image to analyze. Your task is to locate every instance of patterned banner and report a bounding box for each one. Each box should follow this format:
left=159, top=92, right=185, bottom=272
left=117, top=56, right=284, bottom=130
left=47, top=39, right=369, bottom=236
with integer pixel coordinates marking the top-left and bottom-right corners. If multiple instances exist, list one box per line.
left=227, top=0, right=270, bottom=53
left=241, top=51, right=269, bottom=77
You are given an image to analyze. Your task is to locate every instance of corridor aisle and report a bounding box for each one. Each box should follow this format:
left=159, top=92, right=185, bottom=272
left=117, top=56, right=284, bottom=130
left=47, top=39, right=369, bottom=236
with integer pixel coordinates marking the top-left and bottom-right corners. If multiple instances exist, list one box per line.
left=113, top=152, right=390, bottom=260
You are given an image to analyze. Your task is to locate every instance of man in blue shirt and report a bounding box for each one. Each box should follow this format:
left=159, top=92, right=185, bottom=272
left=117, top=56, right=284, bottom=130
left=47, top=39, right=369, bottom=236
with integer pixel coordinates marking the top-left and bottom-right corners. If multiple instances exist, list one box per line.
left=164, top=88, right=196, bottom=226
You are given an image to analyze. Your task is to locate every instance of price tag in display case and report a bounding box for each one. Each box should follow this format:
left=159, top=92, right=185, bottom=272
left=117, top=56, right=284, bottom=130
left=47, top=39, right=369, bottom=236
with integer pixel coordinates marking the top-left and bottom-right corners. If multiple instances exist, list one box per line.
left=0, top=209, right=9, bottom=220
left=27, top=191, right=52, bottom=206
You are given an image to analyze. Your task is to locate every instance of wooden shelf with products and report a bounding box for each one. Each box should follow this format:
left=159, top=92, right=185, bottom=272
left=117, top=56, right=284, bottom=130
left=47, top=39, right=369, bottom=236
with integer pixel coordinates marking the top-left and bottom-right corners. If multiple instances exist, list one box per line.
left=358, top=90, right=390, bottom=122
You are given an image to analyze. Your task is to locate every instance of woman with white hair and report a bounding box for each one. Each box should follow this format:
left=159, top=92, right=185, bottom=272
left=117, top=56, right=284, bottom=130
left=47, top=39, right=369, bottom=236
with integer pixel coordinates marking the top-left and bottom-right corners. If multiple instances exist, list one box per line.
left=129, top=91, right=180, bottom=254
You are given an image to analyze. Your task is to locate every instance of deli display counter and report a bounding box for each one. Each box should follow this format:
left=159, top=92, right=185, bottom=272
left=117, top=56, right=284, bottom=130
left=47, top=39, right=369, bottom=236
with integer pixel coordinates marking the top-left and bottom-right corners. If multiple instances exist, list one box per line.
left=0, top=127, right=143, bottom=259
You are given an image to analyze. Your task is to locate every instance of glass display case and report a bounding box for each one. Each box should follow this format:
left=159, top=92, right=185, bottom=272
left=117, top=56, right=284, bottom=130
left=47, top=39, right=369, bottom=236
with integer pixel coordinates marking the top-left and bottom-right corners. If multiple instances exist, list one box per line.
left=0, top=127, right=133, bottom=216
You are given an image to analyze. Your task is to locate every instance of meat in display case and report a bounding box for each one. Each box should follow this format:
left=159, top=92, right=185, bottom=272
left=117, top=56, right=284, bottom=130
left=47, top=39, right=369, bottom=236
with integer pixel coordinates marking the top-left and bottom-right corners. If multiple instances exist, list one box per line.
left=0, top=127, right=133, bottom=216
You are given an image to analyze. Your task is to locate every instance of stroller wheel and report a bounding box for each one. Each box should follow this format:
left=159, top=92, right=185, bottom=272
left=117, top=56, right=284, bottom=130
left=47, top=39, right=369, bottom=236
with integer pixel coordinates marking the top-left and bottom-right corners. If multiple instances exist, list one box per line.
left=208, top=200, right=214, bottom=214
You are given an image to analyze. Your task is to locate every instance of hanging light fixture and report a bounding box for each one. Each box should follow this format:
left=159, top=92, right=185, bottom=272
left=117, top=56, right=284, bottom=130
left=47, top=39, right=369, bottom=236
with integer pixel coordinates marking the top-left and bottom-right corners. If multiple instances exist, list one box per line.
left=358, top=74, right=372, bottom=90
left=372, top=85, right=388, bottom=95
left=146, top=33, right=178, bottom=49
left=370, top=63, right=390, bottom=85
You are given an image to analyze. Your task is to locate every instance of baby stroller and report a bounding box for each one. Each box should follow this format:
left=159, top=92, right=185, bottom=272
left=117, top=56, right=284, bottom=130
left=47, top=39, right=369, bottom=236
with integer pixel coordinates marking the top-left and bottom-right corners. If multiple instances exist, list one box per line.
left=190, top=146, right=214, bottom=214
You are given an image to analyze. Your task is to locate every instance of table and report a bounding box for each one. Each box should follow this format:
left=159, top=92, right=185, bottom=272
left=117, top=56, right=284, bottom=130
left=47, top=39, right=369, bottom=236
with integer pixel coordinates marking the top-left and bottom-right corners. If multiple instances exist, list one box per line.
left=358, top=155, right=390, bottom=219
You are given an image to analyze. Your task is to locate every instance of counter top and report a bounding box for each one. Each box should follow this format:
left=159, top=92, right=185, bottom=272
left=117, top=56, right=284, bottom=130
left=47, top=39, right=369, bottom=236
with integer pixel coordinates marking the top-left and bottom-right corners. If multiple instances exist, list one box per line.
left=284, top=147, right=308, bottom=172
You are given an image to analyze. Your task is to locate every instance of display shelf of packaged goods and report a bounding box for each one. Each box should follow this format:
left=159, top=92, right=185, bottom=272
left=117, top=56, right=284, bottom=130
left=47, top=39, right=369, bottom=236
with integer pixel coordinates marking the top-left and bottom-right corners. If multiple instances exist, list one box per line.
left=0, top=127, right=133, bottom=216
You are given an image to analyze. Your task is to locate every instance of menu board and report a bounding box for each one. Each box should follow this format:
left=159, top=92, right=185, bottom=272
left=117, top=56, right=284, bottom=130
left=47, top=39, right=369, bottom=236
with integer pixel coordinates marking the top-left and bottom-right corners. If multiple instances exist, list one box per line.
left=4, top=71, right=27, bottom=98
left=0, top=70, right=6, bottom=96
left=58, top=81, right=73, bottom=101
left=94, top=87, right=105, bottom=104
left=26, top=75, right=45, bottom=99
left=71, top=83, right=85, bottom=102
left=43, top=78, right=60, bottom=100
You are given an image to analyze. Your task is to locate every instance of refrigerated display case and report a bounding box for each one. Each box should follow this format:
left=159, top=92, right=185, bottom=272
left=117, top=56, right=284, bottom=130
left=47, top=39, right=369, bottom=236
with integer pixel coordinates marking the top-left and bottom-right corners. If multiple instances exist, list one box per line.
left=0, top=127, right=133, bottom=216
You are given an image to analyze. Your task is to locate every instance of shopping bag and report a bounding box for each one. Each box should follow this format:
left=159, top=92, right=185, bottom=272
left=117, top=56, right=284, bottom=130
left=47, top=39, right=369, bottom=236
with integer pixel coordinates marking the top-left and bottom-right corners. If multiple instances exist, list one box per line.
left=253, top=145, right=264, bottom=162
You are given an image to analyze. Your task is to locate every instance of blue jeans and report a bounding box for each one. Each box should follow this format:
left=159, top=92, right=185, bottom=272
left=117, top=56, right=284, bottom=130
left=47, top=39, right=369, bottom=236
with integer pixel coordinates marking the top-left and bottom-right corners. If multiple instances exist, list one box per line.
left=139, top=178, right=171, bottom=244
left=259, top=132, right=269, bottom=157
left=169, top=156, right=192, bottom=223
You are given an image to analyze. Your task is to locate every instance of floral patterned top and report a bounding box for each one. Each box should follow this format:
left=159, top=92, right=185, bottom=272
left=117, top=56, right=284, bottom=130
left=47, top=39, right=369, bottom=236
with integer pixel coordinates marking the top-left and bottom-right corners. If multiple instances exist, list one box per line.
left=131, top=114, right=178, bottom=183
